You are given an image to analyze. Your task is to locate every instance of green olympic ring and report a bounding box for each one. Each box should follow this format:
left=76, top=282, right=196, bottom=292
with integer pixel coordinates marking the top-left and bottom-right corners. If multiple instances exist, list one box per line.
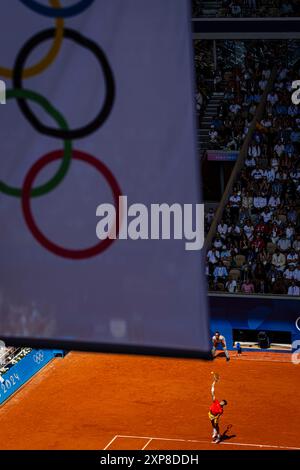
left=0, top=89, right=72, bottom=198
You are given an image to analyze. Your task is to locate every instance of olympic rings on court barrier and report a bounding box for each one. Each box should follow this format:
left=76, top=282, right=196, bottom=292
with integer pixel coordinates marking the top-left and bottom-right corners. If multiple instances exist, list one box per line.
left=0, top=0, right=64, bottom=79
left=0, top=89, right=72, bottom=198
left=13, top=28, right=115, bottom=140
left=19, top=0, right=95, bottom=18
left=22, top=150, right=122, bottom=259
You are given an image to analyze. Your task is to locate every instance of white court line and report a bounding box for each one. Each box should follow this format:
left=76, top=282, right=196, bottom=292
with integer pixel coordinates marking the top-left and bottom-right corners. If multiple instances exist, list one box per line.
left=231, top=358, right=291, bottom=363
left=115, top=434, right=300, bottom=451
left=103, top=435, right=118, bottom=450
left=141, top=439, right=152, bottom=450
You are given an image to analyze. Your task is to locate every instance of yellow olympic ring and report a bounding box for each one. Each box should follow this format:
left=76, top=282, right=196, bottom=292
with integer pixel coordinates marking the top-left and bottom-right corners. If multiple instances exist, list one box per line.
left=0, top=0, right=64, bottom=79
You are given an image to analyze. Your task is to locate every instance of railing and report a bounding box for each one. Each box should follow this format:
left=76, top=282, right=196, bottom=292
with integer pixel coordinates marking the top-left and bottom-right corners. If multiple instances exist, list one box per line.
left=192, top=0, right=300, bottom=20
left=208, top=292, right=300, bottom=301
left=0, top=346, right=15, bottom=365
left=0, top=347, right=32, bottom=374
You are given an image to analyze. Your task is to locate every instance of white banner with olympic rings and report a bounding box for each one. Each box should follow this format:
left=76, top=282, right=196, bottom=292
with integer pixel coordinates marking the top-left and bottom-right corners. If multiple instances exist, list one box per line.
left=0, top=0, right=209, bottom=356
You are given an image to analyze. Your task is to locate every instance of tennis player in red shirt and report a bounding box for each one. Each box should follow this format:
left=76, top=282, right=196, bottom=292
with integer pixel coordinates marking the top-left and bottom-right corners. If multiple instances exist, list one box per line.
left=208, top=373, right=227, bottom=443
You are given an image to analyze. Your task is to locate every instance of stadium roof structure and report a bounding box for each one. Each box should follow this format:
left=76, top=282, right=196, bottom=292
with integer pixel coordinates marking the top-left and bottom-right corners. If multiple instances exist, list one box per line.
left=193, top=17, right=300, bottom=39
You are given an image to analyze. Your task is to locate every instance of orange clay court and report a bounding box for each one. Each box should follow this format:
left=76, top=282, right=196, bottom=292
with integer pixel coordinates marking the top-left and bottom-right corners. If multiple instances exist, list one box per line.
left=0, top=351, right=299, bottom=450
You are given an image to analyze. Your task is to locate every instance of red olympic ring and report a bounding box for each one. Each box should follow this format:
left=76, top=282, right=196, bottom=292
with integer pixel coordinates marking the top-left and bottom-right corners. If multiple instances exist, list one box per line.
left=22, top=149, right=122, bottom=259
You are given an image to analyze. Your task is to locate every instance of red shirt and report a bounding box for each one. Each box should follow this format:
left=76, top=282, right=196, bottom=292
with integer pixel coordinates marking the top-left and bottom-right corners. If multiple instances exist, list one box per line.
left=252, top=238, right=265, bottom=250
left=210, top=399, right=223, bottom=416
left=255, top=222, right=268, bottom=235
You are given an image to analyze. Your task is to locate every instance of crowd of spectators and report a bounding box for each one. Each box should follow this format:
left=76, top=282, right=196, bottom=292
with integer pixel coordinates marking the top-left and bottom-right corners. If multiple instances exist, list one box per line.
left=205, top=207, right=217, bottom=235
left=207, top=42, right=277, bottom=151
left=207, top=65, right=300, bottom=296
left=193, top=0, right=300, bottom=17
left=194, top=40, right=215, bottom=117
left=0, top=347, right=32, bottom=381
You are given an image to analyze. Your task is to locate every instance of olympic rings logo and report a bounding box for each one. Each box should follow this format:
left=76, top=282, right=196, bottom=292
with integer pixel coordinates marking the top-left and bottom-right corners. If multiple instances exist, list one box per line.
left=0, top=0, right=121, bottom=259
left=33, top=350, right=44, bottom=364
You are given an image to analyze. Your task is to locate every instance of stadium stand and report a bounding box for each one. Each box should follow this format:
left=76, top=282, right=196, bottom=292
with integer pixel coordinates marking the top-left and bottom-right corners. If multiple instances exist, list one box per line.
left=192, top=0, right=300, bottom=17
left=0, top=346, right=32, bottom=382
left=196, top=41, right=281, bottom=158
left=206, top=59, right=300, bottom=295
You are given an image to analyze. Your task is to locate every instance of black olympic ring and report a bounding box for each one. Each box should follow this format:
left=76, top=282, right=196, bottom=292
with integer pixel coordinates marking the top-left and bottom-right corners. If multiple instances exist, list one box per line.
left=13, top=28, right=115, bottom=140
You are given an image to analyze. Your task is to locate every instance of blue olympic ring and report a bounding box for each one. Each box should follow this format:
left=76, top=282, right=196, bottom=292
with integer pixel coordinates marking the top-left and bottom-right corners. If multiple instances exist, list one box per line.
left=18, top=0, right=95, bottom=18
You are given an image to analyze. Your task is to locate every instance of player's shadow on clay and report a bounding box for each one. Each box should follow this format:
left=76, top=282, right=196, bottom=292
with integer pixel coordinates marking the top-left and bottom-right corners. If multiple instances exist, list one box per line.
left=215, top=351, right=227, bottom=359
left=221, top=425, right=236, bottom=441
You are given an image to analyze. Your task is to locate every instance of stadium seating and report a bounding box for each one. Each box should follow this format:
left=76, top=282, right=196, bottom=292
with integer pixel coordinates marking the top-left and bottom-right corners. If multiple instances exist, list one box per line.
left=207, top=61, right=300, bottom=295
left=192, top=0, right=300, bottom=18
left=0, top=347, right=32, bottom=380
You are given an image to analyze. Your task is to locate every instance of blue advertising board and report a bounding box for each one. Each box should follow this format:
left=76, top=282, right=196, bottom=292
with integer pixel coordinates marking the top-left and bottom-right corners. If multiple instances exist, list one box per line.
left=209, top=293, right=300, bottom=351
left=207, top=150, right=239, bottom=161
left=0, top=349, right=59, bottom=405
